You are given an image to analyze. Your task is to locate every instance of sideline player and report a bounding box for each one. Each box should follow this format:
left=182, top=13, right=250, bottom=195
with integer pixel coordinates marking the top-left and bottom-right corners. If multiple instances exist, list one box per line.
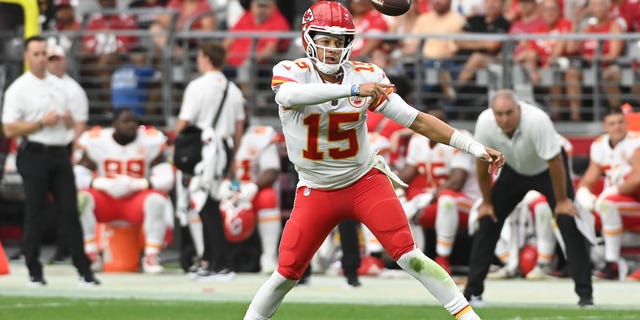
left=243, top=2, right=504, bottom=319
left=74, top=108, right=175, bottom=273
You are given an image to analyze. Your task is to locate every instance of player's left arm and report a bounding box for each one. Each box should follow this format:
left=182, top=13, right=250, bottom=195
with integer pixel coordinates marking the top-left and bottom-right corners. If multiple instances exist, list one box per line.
left=378, top=97, right=504, bottom=172
left=617, top=148, right=640, bottom=195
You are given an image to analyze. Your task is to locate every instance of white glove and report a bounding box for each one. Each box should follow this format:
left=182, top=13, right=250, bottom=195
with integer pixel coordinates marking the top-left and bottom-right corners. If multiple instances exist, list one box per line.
left=575, top=187, right=597, bottom=212
left=92, top=175, right=132, bottom=198
left=238, top=182, right=258, bottom=202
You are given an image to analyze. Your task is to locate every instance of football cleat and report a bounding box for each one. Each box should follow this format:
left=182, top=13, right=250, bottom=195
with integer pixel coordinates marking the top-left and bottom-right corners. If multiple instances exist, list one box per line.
left=627, top=267, right=640, bottom=281
left=142, top=254, right=164, bottom=274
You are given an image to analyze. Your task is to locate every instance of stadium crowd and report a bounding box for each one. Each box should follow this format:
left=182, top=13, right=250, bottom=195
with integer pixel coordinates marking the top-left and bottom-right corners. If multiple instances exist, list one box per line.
left=1, top=0, right=640, bottom=312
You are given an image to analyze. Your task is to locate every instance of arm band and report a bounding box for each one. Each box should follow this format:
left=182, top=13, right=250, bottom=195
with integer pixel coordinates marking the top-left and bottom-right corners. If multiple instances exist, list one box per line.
left=449, top=130, right=487, bottom=159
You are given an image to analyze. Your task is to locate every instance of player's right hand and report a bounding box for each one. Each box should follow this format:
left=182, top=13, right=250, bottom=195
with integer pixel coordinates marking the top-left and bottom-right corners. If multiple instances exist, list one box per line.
left=92, top=175, right=132, bottom=198
left=575, top=187, right=597, bottom=212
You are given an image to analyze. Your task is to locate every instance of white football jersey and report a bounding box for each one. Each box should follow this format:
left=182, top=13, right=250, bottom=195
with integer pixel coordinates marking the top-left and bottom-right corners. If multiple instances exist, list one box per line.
left=234, top=125, right=281, bottom=183
left=272, top=58, right=394, bottom=189
left=78, top=126, right=167, bottom=179
left=590, top=131, right=640, bottom=188
left=405, top=130, right=480, bottom=199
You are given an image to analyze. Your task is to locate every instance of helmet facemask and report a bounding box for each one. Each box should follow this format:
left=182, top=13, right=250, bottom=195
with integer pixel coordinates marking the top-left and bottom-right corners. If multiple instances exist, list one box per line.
left=303, top=27, right=355, bottom=75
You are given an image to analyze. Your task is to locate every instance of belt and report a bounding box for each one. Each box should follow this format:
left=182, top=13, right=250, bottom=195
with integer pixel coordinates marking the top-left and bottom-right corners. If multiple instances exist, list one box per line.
left=21, top=141, right=70, bottom=152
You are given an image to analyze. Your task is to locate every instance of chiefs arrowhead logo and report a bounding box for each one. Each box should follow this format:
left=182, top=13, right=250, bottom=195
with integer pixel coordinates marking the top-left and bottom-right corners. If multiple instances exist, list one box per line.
left=302, top=8, right=314, bottom=25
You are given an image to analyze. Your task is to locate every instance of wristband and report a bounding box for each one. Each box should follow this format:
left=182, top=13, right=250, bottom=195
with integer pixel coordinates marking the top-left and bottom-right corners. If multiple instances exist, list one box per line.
left=350, top=84, right=360, bottom=97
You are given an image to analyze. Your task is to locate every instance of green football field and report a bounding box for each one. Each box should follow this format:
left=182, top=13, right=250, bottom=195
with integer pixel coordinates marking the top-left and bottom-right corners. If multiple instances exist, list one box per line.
left=1, top=296, right=639, bottom=320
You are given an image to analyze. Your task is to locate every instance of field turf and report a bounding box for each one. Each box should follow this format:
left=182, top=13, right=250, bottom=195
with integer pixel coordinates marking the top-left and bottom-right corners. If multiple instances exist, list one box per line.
left=1, top=296, right=638, bottom=320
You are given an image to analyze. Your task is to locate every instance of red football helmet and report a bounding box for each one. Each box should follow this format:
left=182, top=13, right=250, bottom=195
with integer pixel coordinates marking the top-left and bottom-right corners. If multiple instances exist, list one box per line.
left=519, top=243, right=538, bottom=276
left=220, top=200, right=256, bottom=243
left=301, top=1, right=356, bottom=75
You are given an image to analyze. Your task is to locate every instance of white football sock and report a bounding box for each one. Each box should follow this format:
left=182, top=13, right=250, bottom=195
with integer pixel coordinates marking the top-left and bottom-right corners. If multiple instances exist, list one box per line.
left=78, top=191, right=97, bottom=251
left=596, top=199, right=623, bottom=261
left=257, top=208, right=282, bottom=271
left=244, top=271, right=298, bottom=320
left=187, top=209, right=204, bottom=257
left=435, top=195, right=458, bottom=257
left=396, top=249, right=479, bottom=319
left=143, top=193, right=169, bottom=255
left=533, top=201, right=556, bottom=265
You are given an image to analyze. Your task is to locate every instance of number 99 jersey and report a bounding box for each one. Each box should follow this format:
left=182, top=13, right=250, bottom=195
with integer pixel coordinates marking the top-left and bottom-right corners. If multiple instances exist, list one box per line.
left=77, top=126, right=168, bottom=179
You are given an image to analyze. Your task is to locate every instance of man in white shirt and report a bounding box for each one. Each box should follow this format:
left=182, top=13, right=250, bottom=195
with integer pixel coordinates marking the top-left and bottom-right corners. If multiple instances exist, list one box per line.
left=465, top=89, right=593, bottom=307
left=45, top=43, right=89, bottom=263
left=1, top=36, right=99, bottom=287
left=243, top=2, right=504, bottom=320
left=174, top=41, right=245, bottom=280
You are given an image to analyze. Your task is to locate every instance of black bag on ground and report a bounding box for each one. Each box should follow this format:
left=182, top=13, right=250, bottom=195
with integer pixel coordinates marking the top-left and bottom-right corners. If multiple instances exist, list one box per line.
left=172, top=80, right=229, bottom=175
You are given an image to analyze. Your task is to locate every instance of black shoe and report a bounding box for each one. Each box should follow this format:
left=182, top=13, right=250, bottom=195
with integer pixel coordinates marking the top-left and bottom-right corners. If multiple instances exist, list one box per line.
left=346, top=275, right=361, bottom=288
left=28, top=275, right=47, bottom=287
left=578, top=296, right=594, bottom=307
left=78, top=272, right=101, bottom=287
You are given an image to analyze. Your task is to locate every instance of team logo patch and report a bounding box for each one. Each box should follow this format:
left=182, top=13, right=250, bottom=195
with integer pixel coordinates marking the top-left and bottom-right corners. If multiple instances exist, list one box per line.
left=302, top=9, right=314, bottom=24
left=348, top=96, right=368, bottom=108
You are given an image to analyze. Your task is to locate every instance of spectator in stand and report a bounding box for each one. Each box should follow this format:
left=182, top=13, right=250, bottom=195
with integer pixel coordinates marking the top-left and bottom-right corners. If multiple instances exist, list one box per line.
left=348, top=0, right=389, bottom=61
left=611, top=0, right=640, bottom=31
left=565, top=0, right=624, bottom=121
left=129, top=0, right=169, bottom=30
left=111, top=46, right=159, bottom=116
left=81, top=0, right=139, bottom=108
left=39, top=0, right=57, bottom=31
left=54, top=0, right=80, bottom=32
left=402, top=0, right=466, bottom=105
left=453, top=0, right=510, bottom=99
left=378, top=0, right=421, bottom=72
left=151, top=0, right=216, bottom=55
left=575, top=108, right=640, bottom=280
left=451, top=0, right=485, bottom=16
left=509, top=0, right=545, bottom=61
left=224, top=0, right=291, bottom=93
left=516, top=0, right=572, bottom=120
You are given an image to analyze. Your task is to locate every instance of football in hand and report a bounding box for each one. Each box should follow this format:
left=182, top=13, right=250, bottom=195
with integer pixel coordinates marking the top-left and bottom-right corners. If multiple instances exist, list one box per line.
left=370, top=0, right=411, bottom=16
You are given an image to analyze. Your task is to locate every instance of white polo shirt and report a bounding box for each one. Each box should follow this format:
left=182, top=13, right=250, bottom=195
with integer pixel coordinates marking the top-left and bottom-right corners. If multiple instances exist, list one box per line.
left=178, top=71, right=246, bottom=143
left=474, top=101, right=561, bottom=176
left=2, top=71, right=74, bottom=145
left=61, top=73, right=88, bottom=123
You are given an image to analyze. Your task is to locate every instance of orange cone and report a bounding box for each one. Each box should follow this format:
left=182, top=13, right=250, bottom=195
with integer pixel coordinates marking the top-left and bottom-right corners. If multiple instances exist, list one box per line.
left=0, top=241, right=10, bottom=275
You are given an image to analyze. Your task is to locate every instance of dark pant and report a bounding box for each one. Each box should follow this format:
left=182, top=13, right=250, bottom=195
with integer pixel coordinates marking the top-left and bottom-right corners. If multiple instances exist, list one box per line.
left=338, top=220, right=361, bottom=277
left=199, top=196, right=232, bottom=271
left=16, top=142, right=90, bottom=278
left=464, top=152, right=592, bottom=300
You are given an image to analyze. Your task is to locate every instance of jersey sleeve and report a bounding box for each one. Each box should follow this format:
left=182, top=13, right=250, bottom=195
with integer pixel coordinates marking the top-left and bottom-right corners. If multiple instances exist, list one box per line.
left=271, top=59, right=309, bottom=92
left=139, top=126, right=168, bottom=157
